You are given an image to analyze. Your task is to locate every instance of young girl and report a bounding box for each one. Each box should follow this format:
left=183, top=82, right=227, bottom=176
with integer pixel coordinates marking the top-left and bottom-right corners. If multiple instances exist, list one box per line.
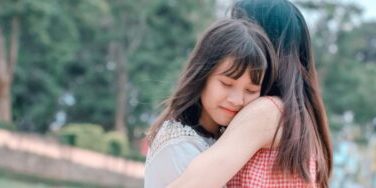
left=168, top=0, right=333, bottom=187
left=144, top=19, right=278, bottom=188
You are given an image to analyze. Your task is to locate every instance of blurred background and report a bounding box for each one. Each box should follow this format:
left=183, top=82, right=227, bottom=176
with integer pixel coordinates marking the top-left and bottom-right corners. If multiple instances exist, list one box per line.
left=0, top=0, right=375, bottom=187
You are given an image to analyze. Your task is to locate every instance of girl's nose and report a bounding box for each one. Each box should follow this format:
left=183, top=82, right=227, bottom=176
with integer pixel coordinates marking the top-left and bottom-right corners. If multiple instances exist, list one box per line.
left=227, top=90, right=244, bottom=107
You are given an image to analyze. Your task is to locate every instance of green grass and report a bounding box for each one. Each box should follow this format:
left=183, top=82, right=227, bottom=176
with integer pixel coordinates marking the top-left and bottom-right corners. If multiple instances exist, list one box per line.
left=0, top=168, right=120, bottom=188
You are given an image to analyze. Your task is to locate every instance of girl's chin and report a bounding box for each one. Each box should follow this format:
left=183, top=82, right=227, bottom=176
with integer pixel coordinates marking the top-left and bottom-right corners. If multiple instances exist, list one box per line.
left=214, top=118, right=232, bottom=127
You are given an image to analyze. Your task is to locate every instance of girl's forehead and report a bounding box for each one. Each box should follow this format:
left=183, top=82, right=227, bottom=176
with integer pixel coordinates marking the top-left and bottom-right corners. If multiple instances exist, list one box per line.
left=213, top=57, right=235, bottom=75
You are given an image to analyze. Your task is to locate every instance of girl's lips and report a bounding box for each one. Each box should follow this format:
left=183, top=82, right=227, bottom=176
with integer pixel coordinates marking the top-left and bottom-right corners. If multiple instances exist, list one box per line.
left=220, top=107, right=238, bottom=115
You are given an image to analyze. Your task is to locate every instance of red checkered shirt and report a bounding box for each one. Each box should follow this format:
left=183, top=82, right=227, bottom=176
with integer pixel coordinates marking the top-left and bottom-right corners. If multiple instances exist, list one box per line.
left=227, top=148, right=317, bottom=188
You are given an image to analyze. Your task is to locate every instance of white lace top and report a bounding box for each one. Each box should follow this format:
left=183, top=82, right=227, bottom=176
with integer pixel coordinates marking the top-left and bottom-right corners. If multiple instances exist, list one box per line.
left=144, top=120, right=216, bottom=188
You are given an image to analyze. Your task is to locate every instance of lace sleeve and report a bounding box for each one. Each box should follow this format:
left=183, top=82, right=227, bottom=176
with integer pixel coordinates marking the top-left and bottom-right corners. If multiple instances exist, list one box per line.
left=144, top=120, right=213, bottom=188
left=146, top=120, right=211, bottom=165
left=144, top=137, right=209, bottom=188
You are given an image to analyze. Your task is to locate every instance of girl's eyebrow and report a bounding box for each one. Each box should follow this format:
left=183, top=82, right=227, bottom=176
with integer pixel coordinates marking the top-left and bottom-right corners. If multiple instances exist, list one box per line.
left=217, top=73, right=232, bottom=77
left=217, top=74, right=261, bottom=88
left=216, top=70, right=230, bottom=75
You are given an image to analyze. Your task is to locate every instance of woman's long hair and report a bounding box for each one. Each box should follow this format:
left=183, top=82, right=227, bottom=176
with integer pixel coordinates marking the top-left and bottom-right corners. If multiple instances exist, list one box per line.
left=232, top=0, right=332, bottom=187
left=147, top=19, right=278, bottom=145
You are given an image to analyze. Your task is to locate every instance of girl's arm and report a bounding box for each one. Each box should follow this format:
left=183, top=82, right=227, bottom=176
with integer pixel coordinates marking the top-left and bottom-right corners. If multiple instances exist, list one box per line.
left=168, top=96, right=283, bottom=188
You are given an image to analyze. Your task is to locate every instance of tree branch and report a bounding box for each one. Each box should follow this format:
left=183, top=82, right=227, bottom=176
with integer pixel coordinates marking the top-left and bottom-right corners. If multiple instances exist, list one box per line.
left=124, top=4, right=147, bottom=56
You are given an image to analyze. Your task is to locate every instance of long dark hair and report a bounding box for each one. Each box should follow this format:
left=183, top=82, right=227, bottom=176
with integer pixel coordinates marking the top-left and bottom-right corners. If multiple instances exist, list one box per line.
left=232, top=0, right=332, bottom=187
left=147, top=19, right=278, bottom=144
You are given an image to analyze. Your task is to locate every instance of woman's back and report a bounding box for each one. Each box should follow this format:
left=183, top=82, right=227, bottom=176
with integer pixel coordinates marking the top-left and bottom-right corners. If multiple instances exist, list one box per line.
left=227, top=148, right=317, bottom=187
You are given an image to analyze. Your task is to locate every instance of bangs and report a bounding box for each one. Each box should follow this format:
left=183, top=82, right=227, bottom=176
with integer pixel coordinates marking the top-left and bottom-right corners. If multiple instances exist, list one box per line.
left=221, top=41, right=268, bottom=85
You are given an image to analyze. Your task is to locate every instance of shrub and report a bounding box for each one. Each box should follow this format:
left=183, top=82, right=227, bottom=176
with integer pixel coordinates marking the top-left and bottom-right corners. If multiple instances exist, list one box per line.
left=57, top=123, right=106, bottom=153
left=56, top=123, right=131, bottom=158
left=0, top=121, right=16, bottom=131
left=103, top=131, right=130, bottom=157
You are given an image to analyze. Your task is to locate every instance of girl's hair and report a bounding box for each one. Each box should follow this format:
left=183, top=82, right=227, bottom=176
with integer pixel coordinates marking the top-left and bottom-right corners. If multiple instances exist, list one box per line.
left=231, top=0, right=332, bottom=187
left=147, top=18, right=278, bottom=144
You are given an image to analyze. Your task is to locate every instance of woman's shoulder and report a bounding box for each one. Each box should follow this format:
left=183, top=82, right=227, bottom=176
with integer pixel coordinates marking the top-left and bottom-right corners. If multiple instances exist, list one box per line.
left=234, top=96, right=283, bottom=121
left=148, top=121, right=213, bottom=156
left=152, top=120, right=209, bottom=145
left=254, top=96, right=283, bottom=113
left=226, top=96, right=283, bottom=149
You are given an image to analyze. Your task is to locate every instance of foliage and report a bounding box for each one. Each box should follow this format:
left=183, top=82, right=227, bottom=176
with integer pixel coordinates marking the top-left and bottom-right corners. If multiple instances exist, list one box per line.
left=296, top=0, right=376, bottom=127
left=1, top=0, right=216, bottom=143
left=56, top=123, right=131, bottom=158
left=0, top=167, right=108, bottom=188
left=57, top=123, right=106, bottom=153
left=0, top=121, right=16, bottom=131
left=103, top=131, right=130, bottom=157
left=1, top=0, right=374, bottom=143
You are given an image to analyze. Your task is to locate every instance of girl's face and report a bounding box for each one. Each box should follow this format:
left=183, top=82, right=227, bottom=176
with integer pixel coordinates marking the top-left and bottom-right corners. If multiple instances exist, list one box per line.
left=200, top=57, right=261, bottom=133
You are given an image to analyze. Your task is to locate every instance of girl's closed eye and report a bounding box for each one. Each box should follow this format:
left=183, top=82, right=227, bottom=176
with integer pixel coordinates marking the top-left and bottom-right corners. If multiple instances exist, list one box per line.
left=218, top=76, right=234, bottom=87
left=246, top=89, right=257, bottom=94
left=220, top=81, right=232, bottom=87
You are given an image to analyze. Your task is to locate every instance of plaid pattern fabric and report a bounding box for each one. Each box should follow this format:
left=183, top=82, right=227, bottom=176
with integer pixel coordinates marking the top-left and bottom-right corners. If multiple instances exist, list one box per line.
left=227, top=148, right=317, bottom=188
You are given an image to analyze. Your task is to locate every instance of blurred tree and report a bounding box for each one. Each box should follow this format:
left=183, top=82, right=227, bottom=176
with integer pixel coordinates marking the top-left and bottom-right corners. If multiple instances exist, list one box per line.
left=324, top=22, right=376, bottom=124
left=296, top=0, right=376, bottom=127
left=0, top=0, right=109, bottom=131
left=57, top=0, right=115, bottom=131
left=126, top=0, right=215, bottom=140
left=103, top=0, right=149, bottom=136
left=0, top=0, right=216, bottom=144
left=67, top=0, right=216, bottom=141
left=337, top=22, right=376, bottom=65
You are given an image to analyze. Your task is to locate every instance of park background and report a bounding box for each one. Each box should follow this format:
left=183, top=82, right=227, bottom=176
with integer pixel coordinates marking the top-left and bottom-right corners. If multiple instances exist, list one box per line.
left=0, top=0, right=375, bottom=187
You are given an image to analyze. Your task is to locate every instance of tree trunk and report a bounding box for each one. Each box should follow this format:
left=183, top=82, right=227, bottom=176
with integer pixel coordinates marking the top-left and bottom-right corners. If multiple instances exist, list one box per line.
left=0, top=81, right=11, bottom=123
left=9, top=16, right=20, bottom=81
left=0, top=16, right=20, bottom=123
left=0, top=28, right=11, bottom=122
left=110, top=7, right=146, bottom=138
left=114, top=42, right=128, bottom=135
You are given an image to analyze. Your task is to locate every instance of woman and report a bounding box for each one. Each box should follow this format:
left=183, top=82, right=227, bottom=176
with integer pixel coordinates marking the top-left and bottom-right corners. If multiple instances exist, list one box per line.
left=169, top=0, right=333, bottom=187
left=145, top=18, right=278, bottom=188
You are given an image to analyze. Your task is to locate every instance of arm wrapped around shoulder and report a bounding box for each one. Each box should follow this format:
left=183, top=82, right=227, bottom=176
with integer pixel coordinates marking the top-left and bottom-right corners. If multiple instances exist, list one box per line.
left=168, top=96, right=284, bottom=188
left=228, top=96, right=283, bottom=148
